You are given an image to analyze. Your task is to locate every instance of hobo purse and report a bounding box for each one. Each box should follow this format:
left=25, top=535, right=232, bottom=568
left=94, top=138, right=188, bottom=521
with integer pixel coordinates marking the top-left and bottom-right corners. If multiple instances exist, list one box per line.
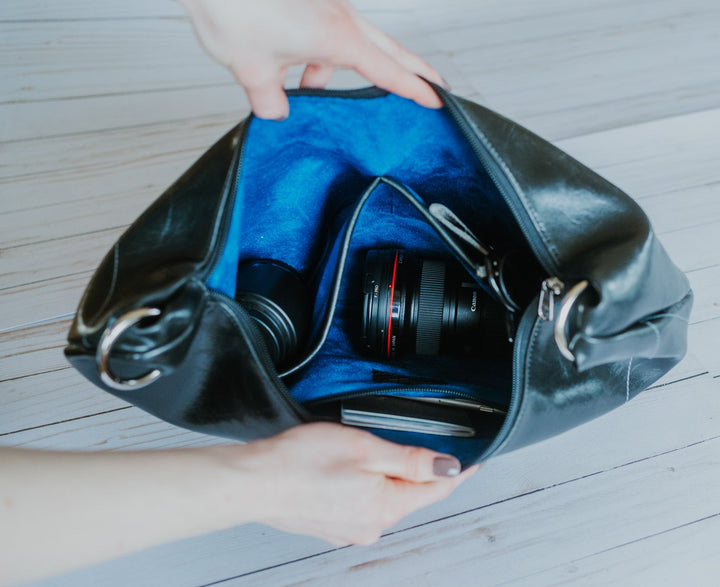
left=65, top=86, right=692, bottom=466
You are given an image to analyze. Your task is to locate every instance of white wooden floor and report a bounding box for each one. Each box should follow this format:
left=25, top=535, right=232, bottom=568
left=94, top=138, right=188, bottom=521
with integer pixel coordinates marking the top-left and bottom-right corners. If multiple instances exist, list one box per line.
left=2, top=0, right=720, bottom=585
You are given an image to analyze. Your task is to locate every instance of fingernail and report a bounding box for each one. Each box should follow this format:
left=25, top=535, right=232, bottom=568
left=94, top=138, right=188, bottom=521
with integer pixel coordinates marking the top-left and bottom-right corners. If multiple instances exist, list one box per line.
left=433, top=456, right=461, bottom=477
left=274, top=115, right=288, bottom=122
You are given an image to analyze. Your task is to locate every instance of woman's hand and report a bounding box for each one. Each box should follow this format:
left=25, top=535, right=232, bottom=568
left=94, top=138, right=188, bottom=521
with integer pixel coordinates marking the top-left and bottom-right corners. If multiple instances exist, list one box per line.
left=219, top=422, right=479, bottom=546
left=180, top=0, right=447, bottom=119
left=1, top=423, right=477, bottom=584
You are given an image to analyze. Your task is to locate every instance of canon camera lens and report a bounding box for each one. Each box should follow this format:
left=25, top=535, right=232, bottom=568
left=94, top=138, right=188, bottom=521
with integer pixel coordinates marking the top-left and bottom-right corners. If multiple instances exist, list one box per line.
left=361, top=249, right=509, bottom=359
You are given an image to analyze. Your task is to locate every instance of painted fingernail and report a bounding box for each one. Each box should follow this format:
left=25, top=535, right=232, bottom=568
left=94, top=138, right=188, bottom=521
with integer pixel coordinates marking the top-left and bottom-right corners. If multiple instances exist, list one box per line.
left=433, top=456, right=461, bottom=477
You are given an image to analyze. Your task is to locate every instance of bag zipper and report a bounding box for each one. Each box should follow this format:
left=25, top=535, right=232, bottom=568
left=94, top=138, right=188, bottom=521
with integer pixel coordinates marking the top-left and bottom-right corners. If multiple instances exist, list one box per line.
left=440, top=93, right=562, bottom=276
left=479, top=300, right=537, bottom=458
left=306, top=385, right=507, bottom=415
left=538, top=276, right=566, bottom=322
left=200, top=121, right=251, bottom=282
left=440, top=92, right=580, bottom=456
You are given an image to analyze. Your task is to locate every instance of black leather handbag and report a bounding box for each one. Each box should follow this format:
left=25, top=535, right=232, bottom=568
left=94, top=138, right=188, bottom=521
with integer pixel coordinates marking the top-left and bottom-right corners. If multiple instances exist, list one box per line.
left=65, top=86, right=692, bottom=465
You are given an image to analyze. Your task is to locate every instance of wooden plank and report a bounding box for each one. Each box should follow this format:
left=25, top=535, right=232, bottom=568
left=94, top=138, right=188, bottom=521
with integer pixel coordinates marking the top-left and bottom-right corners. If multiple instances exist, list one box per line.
left=0, top=1, right=184, bottom=21
left=558, top=108, right=720, bottom=199
left=520, top=80, right=720, bottom=143
left=0, top=271, right=89, bottom=332
left=659, top=224, right=720, bottom=275
left=640, top=182, right=720, bottom=236
left=0, top=84, right=248, bottom=144
left=0, top=111, right=236, bottom=189
left=0, top=19, right=227, bottom=103
left=516, top=514, right=720, bottom=585
left=687, top=266, right=720, bottom=326
left=0, top=227, right=122, bottom=291
left=0, top=406, right=226, bottom=452
left=0, top=319, right=72, bottom=381
left=0, top=0, right=424, bottom=22
left=210, top=434, right=720, bottom=585
left=0, top=189, right=157, bottom=250
left=684, top=319, right=720, bottom=379
left=426, top=0, right=712, bottom=55
left=413, top=0, right=658, bottom=32
left=446, top=2, right=720, bottom=139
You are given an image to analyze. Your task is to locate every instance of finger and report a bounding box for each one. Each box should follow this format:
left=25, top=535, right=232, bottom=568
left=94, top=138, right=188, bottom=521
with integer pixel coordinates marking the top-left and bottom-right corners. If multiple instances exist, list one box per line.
left=233, top=66, right=290, bottom=120
left=346, top=40, right=443, bottom=109
left=353, top=15, right=448, bottom=90
left=360, top=436, right=462, bottom=482
left=390, top=464, right=480, bottom=513
left=300, top=64, right=336, bottom=89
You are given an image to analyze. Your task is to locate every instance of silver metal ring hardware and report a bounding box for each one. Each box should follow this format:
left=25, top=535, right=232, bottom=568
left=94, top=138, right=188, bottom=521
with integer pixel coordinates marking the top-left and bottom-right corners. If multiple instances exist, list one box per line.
left=554, top=280, right=590, bottom=362
left=96, top=307, right=162, bottom=391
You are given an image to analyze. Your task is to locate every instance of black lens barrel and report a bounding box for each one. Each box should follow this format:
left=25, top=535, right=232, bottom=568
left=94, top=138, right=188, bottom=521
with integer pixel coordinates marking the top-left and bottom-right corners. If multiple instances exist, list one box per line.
left=235, top=259, right=310, bottom=368
left=414, top=259, right=445, bottom=356
left=361, top=249, right=509, bottom=360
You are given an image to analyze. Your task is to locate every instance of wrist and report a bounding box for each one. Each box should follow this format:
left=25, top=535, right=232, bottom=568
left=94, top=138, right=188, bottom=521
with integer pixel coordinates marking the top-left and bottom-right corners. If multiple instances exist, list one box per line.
left=196, top=442, right=282, bottom=527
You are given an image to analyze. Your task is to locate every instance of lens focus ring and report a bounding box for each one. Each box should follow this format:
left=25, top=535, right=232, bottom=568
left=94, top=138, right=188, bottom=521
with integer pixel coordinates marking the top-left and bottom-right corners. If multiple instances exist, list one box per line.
left=415, top=259, right=445, bottom=355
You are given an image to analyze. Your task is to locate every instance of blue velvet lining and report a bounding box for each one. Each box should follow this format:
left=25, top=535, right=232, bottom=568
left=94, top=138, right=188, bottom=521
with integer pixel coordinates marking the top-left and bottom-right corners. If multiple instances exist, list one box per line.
left=284, top=184, right=512, bottom=405
left=206, top=93, right=516, bottom=417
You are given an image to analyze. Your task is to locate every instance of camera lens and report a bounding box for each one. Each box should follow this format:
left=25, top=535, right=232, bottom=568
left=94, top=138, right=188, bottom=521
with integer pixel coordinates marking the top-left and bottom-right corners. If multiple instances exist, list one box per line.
left=361, top=249, right=509, bottom=359
left=235, top=259, right=310, bottom=369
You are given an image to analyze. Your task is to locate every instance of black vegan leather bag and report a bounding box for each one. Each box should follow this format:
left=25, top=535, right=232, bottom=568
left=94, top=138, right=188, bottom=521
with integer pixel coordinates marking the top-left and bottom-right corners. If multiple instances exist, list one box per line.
left=65, top=86, right=692, bottom=465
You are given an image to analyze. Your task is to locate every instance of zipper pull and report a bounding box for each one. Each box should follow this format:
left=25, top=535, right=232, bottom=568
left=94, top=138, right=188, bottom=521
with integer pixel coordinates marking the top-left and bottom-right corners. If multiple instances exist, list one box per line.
left=538, top=277, right=565, bottom=321
left=429, top=202, right=491, bottom=279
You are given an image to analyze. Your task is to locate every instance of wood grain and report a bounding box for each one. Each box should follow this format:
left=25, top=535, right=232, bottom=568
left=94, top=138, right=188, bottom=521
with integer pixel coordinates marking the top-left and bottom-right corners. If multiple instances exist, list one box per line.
left=29, top=375, right=720, bottom=586
left=237, top=435, right=720, bottom=585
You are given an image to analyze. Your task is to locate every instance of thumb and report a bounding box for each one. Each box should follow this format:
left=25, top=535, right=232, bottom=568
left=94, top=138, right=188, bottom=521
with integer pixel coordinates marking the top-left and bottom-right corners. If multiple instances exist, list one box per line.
left=360, top=437, right=463, bottom=482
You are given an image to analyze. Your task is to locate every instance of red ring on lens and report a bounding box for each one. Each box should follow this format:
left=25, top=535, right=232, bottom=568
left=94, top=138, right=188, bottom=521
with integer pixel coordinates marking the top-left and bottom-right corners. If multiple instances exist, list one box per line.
left=386, top=250, right=399, bottom=358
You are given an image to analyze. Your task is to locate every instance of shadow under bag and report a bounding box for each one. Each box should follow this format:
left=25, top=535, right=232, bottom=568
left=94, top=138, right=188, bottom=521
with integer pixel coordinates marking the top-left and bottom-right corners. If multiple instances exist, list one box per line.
left=65, top=86, right=692, bottom=466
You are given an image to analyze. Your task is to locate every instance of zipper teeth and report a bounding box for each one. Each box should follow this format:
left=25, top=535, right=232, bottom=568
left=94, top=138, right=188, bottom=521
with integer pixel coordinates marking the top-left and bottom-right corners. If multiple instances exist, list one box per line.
left=207, top=290, right=309, bottom=420
left=307, top=385, right=502, bottom=407
left=286, top=86, right=388, bottom=99
left=200, top=124, right=306, bottom=412
left=441, top=92, right=558, bottom=457
left=200, top=122, right=250, bottom=282
left=441, top=93, right=559, bottom=276
left=482, top=300, right=536, bottom=458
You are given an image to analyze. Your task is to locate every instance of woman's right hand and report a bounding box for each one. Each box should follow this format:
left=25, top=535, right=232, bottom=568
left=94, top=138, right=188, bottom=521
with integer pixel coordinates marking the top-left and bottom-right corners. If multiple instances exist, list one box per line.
left=218, top=422, right=479, bottom=546
left=180, top=0, right=448, bottom=120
